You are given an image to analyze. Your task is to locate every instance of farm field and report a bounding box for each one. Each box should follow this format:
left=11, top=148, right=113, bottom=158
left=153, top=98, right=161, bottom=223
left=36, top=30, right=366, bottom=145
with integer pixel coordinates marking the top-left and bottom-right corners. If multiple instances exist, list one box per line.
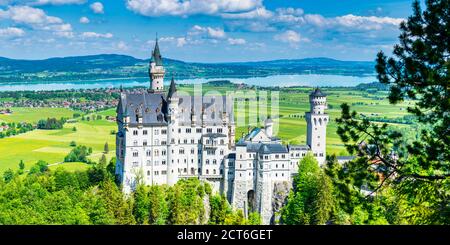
left=0, top=86, right=411, bottom=173
left=0, top=114, right=116, bottom=173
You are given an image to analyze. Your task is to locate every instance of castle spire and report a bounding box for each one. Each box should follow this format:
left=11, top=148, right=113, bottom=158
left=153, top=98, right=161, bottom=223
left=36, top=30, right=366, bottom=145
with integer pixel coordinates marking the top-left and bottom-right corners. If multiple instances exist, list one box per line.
left=151, top=36, right=163, bottom=66
left=167, top=75, right=177, bottom=99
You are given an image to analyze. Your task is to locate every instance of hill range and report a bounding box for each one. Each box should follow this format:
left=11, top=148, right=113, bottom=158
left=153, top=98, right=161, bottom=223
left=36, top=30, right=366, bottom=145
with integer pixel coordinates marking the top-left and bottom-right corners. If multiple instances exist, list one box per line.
left=0, top=54, right=375, bottom=83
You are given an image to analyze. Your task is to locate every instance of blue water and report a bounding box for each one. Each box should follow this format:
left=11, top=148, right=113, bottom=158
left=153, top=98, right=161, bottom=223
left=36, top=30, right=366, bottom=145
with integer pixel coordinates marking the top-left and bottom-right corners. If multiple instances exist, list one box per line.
left=0, top=74, right=377, bottom=92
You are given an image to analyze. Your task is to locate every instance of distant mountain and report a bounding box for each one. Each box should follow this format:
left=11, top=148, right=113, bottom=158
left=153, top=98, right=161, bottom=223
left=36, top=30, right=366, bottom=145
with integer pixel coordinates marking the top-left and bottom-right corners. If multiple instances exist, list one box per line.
left=0, top=54, right=375, bottom=83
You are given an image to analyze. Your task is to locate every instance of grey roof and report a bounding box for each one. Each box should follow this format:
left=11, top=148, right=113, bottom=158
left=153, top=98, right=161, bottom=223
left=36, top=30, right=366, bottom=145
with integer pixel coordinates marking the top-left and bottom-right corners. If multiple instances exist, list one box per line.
left=241, top=142, right=289, bottom=154
left=289, top=145, right=310, bottom=151
left=310, top=88, right=326, bottom=97
left=151, top=39, right=163, bottom=66
left=118, top=91, right=234, bottom=127
left=118, top=92, right=168, bottom=126
left=245, top=128, right=262, bottom=141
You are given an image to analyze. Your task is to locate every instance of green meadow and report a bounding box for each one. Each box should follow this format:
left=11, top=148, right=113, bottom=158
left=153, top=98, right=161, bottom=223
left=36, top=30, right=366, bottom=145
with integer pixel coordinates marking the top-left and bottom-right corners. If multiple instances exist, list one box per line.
left=0, top=86, right=411, bottom=173
left=0, top=115, right=116, bottom=172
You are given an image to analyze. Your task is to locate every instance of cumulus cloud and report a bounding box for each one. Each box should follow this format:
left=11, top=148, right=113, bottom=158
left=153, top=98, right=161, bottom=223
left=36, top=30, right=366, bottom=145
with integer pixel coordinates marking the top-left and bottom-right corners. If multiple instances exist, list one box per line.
left=0, top=5, right=62, bottom=25
left=79, top=16, right=89, bottom=24
left=81, top=31, right=113, bottom=39
left=0, top=27, right=25, bottom=37
left=90, top=2, right=104, bottom=14
left=0, top=6, right=73, bottom=37
left=189, top=25, right=226, bottom=39
left=227, top=37, right=246, bottom=45
left=116, top=41, right=128, bottom=50
left=34, top=0, right=86, bottom=5
left=274, top=30, right=309, bottom=47
left=126, top=0, right=262, bottom=17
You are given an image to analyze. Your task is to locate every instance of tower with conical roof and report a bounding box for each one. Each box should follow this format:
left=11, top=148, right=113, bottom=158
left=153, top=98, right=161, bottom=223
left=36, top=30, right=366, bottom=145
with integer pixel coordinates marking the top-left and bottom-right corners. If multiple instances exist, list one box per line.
left=305, top=88, right=329, bottom=165
left=149, top=37, right=165, bottom=92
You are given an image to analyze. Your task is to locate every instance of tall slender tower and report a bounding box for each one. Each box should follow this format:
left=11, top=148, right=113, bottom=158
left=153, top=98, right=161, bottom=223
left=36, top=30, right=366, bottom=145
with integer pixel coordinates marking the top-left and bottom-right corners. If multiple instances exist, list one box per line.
left=149, top=38, right=165, bottom=92
left=166, top=77, right=179, bottom=185
left=305, top=88, right=329, bottom=165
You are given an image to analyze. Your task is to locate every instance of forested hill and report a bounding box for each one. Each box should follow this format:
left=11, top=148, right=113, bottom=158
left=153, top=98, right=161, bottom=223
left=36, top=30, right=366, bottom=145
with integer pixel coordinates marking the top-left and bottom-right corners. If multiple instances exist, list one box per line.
left=0, top=55, right=375, bottom=83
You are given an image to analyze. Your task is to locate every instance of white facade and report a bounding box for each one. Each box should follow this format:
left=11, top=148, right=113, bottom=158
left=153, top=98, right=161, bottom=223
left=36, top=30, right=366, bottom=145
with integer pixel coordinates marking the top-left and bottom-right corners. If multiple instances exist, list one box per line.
left=116, top=42, right=333, bottom=224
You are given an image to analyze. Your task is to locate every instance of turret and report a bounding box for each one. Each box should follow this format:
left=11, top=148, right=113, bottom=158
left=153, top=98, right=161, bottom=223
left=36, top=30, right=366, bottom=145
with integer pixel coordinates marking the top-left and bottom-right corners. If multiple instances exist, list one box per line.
left=167, top=77, right=179, bottom=185
left=149, top=38, right=165, bottom=92
left=305, top=88, right=329, bottom=165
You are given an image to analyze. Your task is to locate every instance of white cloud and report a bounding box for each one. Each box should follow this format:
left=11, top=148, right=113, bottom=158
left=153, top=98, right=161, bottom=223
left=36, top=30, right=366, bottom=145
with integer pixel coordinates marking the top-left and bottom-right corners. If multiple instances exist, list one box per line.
left=333, top=14, right=404, bottom=30
left=0, top=27, right=25, bottom=37
left=81, top=31, right=113, bottom=38
left=0, top=6, right=62, bottom=25
left=0, top=5, right=74, bottom=38
left=274, top=30, right=309, bottom=46
left=221, top=7, right=273, bottom=20
left=90, top=2, right=104, bottom=14
left=116, top=41, right=128, bottom=50
left=34, top=0, right=86, bottom=5
left=176, top=37, right=186, bottom=47
left=189, top=25, right=226, bottom=39
left=79, top=16, right=89, bottom=24
left=126, top=0, right=262, bottom=17
left=227, top=37, right=246, bottom=45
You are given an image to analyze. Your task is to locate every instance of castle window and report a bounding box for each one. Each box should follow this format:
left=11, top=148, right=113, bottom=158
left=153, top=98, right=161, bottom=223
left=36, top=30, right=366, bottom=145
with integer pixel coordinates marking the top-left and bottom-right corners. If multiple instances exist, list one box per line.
left=162, top=150, right=166, bottom=156
left=220, top=139, right=224, bottom=145
left=154, top=129, right=159, bottom=135
left=220, top=169, right=223, bottom=174
left=133, top=140, right=138, bottom=146
left=206, top=169, right=209, bottom=174
left=213, top=169, right=217, bottom=175
left=213, top=160, right=217, bottom=165
left=154, top=171, right=159, bottom=175
left=143, top=130, right=147, bottom=135
left=191, top=168, right=195, bottom=175
left=147, top=171, right=150, bottom=176
left=162, top=129, right=167, bottom=135
left=154, top=150, right=159, bottom=156
left=217, top=128, right=223, bottom=133
left=133, top=130, right=138, bottom=136
left=282, top=154, right=285, bottom=159
left=162, top=171, right=167, bottom=175
left=276, top=164, right=278, bottom=168
left=178, top=129, right=181, bottom=133
left=179, top=149, right=185, bottom=154
left=186, top=128, right=191, bottom=133
left=207, top=128, right=212, bottom=133
left=206, top=160, right=210, bottom=165
left=220, top=150, right=224, bottom=155
left=191, top=149, right=195, bottom=154
left=143, top=140, right=147, bottom=146
left=282, top=164, right=285, bottom=168
left=184, top=168, right=187, bottom=173
left=275, top=155, right=279, bottom=159
left=184, top=139, right=188, bottom=144
left=191, top=139, right=195, bottom=144
left=133, top=152, right=138, bottom=157
left=146, top=150, right=151, bottom=157
left=162, top=141, right=167, bottom=145
left=196, top=128, right=202, bottom=133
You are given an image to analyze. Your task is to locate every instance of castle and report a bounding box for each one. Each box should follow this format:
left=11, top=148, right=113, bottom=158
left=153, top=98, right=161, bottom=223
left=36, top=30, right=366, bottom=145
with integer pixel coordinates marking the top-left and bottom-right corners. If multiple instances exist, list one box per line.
left=115, top=41, right=329, bottom=224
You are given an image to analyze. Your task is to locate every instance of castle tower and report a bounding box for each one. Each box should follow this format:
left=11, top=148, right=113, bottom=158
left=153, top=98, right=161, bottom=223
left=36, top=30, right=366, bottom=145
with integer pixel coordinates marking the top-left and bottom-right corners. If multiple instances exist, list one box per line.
left=255, top=145, right=274, bottom=224
left=305, top=88, right=329, bottom=165
left=167, top=77, right=179, bottom=185
left=149, top=38, right=165, bottom=92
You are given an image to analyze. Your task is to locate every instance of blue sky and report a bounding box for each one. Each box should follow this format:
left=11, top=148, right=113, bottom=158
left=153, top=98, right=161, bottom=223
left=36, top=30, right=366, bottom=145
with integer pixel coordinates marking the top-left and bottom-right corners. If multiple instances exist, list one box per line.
left=0, top=0, right=417, bottom=62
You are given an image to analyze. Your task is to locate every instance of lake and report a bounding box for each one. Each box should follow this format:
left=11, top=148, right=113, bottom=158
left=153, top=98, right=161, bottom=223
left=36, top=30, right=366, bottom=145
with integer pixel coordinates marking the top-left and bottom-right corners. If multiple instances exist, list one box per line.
left=0, top=74, right=377, bottom=92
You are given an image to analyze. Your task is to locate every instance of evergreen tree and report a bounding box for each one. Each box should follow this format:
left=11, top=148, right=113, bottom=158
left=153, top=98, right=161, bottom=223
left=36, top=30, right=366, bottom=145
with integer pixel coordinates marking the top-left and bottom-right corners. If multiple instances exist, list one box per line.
left=281, top=153, right=334, bottom=224
left=104, top=142, right=109, bottom=154
left=336, top=0, right=450, bottom=224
